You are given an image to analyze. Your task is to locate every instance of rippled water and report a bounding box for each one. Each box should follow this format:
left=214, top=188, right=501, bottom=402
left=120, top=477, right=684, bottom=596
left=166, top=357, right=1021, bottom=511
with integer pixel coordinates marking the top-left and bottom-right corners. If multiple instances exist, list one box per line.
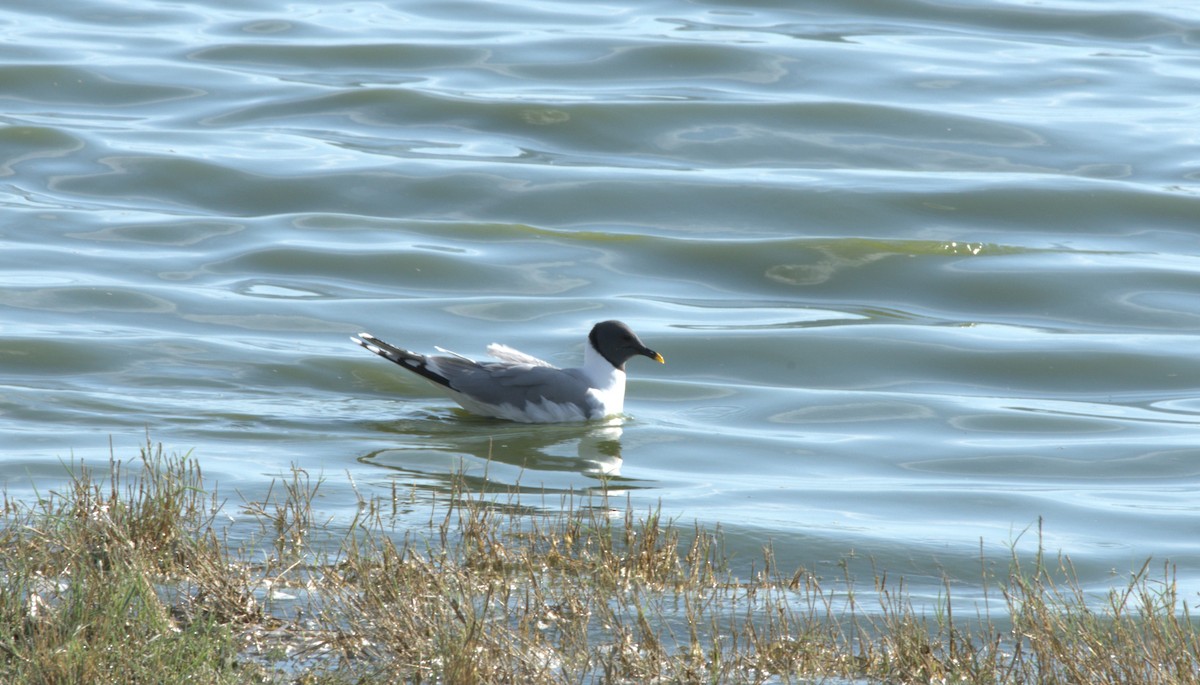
left=4, top=0, right=1200, bottom=603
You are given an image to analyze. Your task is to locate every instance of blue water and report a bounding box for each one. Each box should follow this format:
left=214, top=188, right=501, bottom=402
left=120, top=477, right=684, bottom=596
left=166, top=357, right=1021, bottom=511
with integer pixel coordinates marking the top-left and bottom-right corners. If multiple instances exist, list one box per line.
left=4, top=0, right=1200, bottom=605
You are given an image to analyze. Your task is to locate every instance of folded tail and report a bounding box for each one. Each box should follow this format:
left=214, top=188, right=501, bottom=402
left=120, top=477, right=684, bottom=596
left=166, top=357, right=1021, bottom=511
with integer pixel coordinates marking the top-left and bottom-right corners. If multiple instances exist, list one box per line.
left=351, top=333, right=453, bottom=389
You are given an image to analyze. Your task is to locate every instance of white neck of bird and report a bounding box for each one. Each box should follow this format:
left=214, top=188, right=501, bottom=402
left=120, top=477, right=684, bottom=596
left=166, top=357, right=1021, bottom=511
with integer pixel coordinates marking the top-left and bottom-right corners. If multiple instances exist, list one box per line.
left=583, top=341, right=626, bottom=391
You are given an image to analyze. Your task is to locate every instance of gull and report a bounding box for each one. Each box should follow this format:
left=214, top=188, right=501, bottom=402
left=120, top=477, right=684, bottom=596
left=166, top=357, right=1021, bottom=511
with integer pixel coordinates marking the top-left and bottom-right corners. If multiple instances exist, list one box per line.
left=351, top=320, right=664, bottom=423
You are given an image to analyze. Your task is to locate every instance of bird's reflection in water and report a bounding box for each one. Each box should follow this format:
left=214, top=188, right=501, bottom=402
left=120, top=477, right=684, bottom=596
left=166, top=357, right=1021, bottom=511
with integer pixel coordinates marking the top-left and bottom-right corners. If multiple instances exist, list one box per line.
left=360, top=416, right=644, bottom=499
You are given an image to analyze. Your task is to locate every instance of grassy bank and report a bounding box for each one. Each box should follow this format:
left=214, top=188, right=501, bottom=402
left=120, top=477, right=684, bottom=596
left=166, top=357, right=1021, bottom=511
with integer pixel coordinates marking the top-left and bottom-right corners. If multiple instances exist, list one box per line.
left=0, top=441, right=1196, bottom=683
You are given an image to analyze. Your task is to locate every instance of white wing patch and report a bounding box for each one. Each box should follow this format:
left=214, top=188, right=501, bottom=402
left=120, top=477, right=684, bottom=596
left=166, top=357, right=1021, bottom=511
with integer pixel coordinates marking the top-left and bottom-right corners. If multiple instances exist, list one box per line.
left=486, top=343, right=556, bottom=368
left=446, top=392, right=595, bottom=423
left=434, top=346, right=473, bottom=361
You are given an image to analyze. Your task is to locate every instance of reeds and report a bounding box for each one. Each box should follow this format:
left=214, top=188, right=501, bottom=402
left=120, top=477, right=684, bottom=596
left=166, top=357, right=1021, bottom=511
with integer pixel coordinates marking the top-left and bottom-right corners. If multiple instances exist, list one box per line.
left=0, top=440, right=1196, bottom=684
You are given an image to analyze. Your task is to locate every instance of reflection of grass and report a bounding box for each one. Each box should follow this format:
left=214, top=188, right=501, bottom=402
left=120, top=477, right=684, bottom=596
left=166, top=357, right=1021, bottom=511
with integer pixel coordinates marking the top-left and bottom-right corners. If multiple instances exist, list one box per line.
left=2, top=441, right=1197, bottom=683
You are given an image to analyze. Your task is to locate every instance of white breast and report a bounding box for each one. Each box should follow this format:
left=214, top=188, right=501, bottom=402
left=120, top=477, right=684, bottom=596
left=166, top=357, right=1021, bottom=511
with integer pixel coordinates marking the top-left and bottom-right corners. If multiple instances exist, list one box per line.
left=581, top=342, right=627, bottom=418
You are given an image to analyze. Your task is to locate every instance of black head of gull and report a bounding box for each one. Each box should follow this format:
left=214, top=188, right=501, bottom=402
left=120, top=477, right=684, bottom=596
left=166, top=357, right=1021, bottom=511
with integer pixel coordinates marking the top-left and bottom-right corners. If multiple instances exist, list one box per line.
left=588, top=320, right=665, bottom=371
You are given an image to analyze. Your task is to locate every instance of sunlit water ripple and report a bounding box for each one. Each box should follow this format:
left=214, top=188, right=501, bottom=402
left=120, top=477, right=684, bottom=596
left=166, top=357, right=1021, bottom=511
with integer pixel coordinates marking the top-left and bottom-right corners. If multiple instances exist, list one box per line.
left=3, top=0, right=1200, bottom=604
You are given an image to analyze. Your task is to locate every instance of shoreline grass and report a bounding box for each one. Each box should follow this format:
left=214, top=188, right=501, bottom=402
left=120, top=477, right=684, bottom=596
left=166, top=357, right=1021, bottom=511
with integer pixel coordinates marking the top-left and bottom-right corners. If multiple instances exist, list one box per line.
left=1, top=440, right=1197, bottom=683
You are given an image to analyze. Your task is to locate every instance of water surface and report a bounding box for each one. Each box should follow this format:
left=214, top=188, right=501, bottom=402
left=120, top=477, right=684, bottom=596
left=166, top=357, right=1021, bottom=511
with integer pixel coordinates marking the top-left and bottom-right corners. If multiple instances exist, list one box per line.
left=3, top=0, right=1200, bottom=604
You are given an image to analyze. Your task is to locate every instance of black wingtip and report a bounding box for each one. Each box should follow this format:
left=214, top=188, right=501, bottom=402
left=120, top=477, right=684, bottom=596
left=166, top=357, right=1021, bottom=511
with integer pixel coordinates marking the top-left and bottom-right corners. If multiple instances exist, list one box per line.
left=351, top=332, right=455, bottom=390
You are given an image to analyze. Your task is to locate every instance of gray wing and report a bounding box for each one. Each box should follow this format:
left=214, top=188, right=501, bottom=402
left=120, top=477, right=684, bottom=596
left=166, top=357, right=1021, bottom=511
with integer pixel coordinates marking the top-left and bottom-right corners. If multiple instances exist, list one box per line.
left=431, top=357, right=592, bottom=411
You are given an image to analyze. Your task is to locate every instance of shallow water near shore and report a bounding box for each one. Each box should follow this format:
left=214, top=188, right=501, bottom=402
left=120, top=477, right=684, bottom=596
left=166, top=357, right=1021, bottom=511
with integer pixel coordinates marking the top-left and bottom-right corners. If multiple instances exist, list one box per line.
left=3, top=0, right=1200, bottom=608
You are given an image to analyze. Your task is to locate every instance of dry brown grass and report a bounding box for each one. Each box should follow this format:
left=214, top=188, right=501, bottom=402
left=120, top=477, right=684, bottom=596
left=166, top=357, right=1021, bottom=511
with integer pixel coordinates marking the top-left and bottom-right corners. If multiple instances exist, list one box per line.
left=0, top=440, right=259, bottom=683
left=0, top=440, right=1197, bottom=684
